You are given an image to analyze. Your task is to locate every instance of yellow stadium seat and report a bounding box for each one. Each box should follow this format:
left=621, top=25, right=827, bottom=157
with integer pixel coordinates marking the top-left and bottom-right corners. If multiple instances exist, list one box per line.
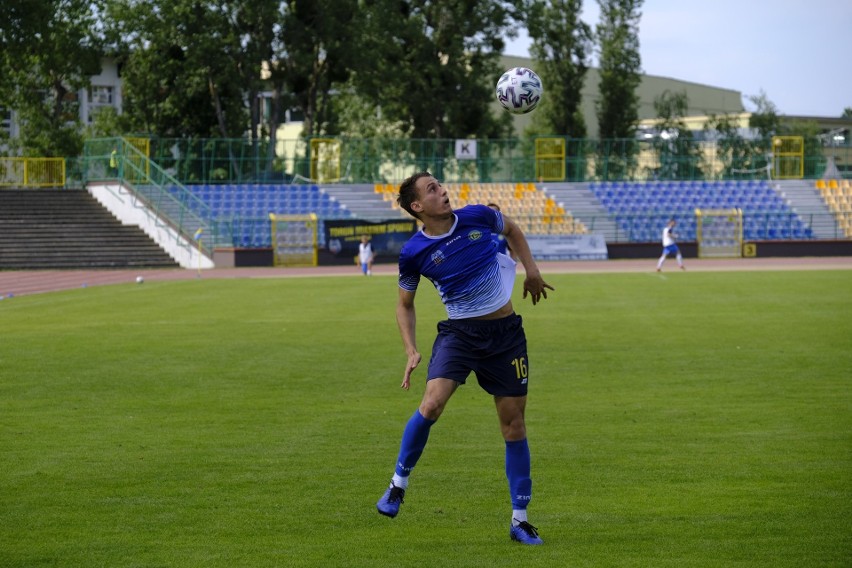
left=828, top=179, right=839, bottom=189
left=815, top=179, right=826, bottom=190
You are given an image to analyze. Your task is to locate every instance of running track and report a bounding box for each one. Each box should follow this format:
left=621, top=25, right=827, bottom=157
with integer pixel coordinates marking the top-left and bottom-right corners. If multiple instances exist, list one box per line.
left=1, top=257, right=850, bottom=298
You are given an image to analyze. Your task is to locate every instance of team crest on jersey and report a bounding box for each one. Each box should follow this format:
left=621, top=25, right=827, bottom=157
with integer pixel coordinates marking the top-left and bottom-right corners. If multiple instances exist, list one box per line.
left=431, top=250, right=446, bottom=265
left=468, top=230, right=483, bottom=241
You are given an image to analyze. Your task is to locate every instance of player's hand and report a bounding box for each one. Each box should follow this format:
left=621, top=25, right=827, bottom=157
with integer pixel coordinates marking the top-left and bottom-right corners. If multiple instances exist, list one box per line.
left=523, top=272, right=554, bottom=305
left=402, top=351, right=422, bottom=390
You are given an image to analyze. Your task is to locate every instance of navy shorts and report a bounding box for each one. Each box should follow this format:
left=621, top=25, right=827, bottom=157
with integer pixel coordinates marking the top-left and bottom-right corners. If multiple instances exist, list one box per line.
left=426, top=313, right=529, bottom=397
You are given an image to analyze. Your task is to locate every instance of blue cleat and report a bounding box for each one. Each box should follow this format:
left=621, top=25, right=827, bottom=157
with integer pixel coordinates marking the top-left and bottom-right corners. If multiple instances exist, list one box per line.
left=376, top=484, right=405, bottom=518
left=510, top=521, right=544, bottom=545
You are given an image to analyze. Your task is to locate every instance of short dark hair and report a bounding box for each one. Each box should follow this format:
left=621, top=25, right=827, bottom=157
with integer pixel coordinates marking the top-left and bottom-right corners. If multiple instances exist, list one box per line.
left=487, top=203, right=501, bottom=211
left=397, top=171, right=433, bottom=219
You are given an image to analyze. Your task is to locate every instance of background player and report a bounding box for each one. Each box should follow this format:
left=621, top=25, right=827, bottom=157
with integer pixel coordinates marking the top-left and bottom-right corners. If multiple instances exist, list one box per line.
left=656, top=219, right=686, bottom=272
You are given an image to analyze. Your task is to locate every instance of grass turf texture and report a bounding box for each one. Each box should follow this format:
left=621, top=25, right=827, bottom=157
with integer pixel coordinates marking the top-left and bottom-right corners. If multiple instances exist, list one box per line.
left=1, top=270, right=850, bottom=567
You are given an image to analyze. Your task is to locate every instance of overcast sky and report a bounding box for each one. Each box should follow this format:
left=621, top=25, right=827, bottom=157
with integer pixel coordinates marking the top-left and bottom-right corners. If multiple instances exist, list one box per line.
left=505, top=0, right=852, bottom=118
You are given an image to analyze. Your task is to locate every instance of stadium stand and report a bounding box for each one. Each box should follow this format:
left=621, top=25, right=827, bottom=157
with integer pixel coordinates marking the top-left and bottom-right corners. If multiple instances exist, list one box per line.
left=374, top=181, right=588, bottom=235
left=588, top=180, right=814, bottom=242
left=815, top=179, right=852, bottom=237
left=0, top=189, right=179, bottom=269
left=179, top=179, right=842, bottom=249
left=438, top=182, right=587, bottom=235
left=184, top=184, right=354, bottom=247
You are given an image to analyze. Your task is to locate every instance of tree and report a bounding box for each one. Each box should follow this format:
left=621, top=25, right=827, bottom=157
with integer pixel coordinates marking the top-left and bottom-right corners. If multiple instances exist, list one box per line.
left=351, top=0, right=518, bottom=140
left=525, top=0, right=593, bottom=139
left=648, top=90, right=703, bottom=180
left=704, top=113, right=752, bottom=179
left=0, top=0, right=104, bottom=156
left=747, top=90, right=780, bottom=142
left=105, top=0, right=251, bottom=139
left=592, top=0, right=642, bottom=181
left=595, top=0, right=642, bottom=140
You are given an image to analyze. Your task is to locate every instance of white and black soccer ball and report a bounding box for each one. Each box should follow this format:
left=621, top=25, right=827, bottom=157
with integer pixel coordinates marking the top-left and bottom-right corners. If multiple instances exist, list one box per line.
left=495, top=67, right=543, bottom=114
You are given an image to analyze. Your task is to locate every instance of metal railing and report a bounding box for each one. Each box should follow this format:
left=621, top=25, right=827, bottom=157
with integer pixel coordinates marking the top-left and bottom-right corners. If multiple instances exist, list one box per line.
left=78, top=137, right=233, bottom=254
left=113, top=136, right=851, bottom=185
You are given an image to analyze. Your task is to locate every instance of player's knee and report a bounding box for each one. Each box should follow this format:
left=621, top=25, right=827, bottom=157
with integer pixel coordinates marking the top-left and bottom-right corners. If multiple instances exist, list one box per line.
left=501, top=415, right=527, bottom=441
left=419, top=398, right=447, bottom=421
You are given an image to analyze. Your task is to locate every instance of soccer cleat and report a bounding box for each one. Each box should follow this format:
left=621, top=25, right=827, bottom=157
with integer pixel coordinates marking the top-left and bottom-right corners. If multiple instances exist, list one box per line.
left=510, top=520, right=544, bottom=545
left=376, top=484, right=405, bottom=518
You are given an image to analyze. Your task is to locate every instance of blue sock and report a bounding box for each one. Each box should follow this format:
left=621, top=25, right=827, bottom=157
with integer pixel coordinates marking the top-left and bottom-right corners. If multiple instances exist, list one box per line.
left=505, top=438, right=532, bottom=510
left=394, top=410, right=436, bottom=478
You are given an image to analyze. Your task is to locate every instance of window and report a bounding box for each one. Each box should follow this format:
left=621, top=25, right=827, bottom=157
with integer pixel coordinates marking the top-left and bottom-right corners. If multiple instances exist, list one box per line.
left=0, top=107, right=11, bottom=134
left=89, top=85, right=114, bottom=106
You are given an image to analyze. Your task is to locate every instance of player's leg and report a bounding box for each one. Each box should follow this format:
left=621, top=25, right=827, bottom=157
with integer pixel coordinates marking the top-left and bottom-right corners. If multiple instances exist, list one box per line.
left=495, top=395, right=531, bottom=517
left=495, top=395, right=541, bottom=544
left=394, top=377, right=458, bottom=484
left=656, top=248, right=668, bottom=271
left=377, top=378, right=458, bottom=518
left=474, top=314, right=542, bottom=544
left=674, top=246, right=685, bottom=269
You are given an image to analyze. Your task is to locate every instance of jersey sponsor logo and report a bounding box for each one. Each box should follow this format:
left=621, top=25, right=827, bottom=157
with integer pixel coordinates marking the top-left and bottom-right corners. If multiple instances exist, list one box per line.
left=468, top=230, right=483, bottom=241
left=431, top=250, right=446, bottom=265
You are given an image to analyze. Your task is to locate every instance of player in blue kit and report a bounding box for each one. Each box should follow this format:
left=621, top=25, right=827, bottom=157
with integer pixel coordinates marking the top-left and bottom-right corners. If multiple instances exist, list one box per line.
left=376, top=172, right=554, bottom=545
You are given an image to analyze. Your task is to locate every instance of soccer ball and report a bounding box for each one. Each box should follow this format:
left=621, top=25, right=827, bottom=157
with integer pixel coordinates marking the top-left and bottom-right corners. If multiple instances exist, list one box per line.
left=495, top=67, right=543, bottom=114
left=136, top=276, right=144, bottom=284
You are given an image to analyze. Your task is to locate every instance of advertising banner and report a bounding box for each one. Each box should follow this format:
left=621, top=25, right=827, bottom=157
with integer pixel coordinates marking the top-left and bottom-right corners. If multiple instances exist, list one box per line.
left=324, top=219, right=418, bottom=261
left=526, top=234, right=608, bottom=260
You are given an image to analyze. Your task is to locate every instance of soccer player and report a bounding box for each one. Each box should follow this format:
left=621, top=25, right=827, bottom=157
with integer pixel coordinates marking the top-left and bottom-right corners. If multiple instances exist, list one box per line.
left=656, top=219, right=686, bottom=272
left=358, top=234, right=375, bottom=276
left=376, top=172, right=554, bottom=545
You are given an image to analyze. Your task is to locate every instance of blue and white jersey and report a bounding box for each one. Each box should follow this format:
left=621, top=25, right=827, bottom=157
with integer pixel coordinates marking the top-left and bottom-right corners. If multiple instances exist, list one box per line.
left=398, top=204, right=517, bottom=319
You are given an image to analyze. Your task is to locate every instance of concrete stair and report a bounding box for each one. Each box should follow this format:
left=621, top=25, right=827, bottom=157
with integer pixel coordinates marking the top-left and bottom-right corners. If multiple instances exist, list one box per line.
left=0, top=189, right=179, bottom=269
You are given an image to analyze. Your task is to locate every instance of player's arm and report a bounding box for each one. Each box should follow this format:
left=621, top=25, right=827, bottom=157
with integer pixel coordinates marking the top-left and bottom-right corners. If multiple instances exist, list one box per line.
left=502, top=214, right=554, bottom=305
left=396, top=287, right=421, bottom=390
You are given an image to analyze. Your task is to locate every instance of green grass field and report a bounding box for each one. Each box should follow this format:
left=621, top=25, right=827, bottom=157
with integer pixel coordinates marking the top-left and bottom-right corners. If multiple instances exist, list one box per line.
left=1, top=269, right=850, bottom=567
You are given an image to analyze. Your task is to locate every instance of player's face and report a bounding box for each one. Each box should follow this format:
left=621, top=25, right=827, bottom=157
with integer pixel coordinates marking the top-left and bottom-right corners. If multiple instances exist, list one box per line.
left=413, top=176, right=452, bottom=217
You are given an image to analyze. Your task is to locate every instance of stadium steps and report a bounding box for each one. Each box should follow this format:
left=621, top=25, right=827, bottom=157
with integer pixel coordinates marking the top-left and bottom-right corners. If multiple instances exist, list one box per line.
left=773, top=180, right=840, bottom=239
left=539, top=183, right=619, bottom=240
left=320, top=184, right=404, bottom=221
left=0, top=189, right=180, bottom=269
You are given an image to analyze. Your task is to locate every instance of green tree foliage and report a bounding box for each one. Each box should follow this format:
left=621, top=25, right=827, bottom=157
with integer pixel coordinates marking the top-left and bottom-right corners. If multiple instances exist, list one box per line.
left=350, top=0, right=518, bottom=140
left=271, top=0, right=361, bottom=138
left=747, top=90, right=780, bottom=145
left=525, top=0, right=593, bottom=138
left=593, top=0, right=642, bottom=181
left=595, top=0, right=641, bottom=140
left=105, top=0, right=252, bottom=139
left=648, top=90, right=704, bottom=180
left=0, top=0, right=103, bottom=156
left=703, top=113, right=753, bottom=179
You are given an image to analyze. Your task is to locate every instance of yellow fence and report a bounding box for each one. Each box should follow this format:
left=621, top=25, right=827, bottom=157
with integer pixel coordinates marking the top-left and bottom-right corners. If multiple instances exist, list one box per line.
left=0, top=158, right=66, bottom=187
left=772, top=136, right=804, bottom=179
left=310, top=138, right=341, bottom=183
left=534, top=137, right=565, bottom=182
